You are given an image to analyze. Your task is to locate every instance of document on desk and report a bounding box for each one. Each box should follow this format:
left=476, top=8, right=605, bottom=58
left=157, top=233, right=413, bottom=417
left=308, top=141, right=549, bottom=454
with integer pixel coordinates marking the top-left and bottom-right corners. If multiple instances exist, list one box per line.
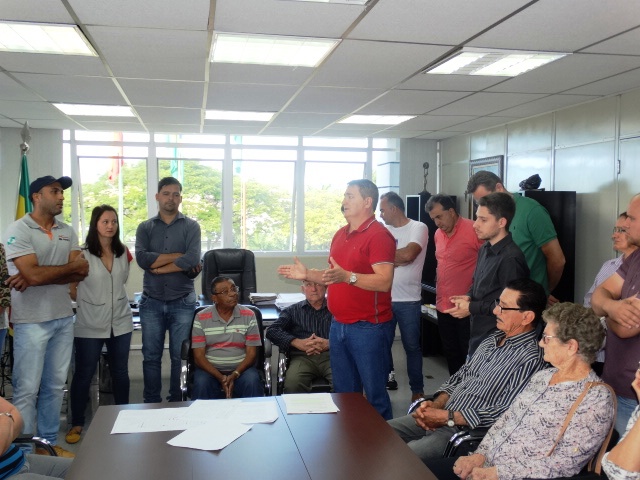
left=111, top=408, right=201, bottom=434
left=186, top=399, right=279, bottom=424
left=167, top=420, right=252, bottom=451
left=282, top=393, right=339, bottom=414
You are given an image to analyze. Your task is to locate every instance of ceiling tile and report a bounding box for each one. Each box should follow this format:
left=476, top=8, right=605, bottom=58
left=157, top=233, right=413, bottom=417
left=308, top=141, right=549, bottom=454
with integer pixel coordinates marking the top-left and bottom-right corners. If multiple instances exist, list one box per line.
left=268, top=112, right=343, bottom=129
left=495, top=94, right=600, bottom=117
left=310, top=40, right=450, bottom=89
left=470, top=0, right=640, bottom=52
left=207, top=83, right=299, bottom=111
left=135, top=107, right=202, bottom=124
left=0, top=74, right=42, bottom=101
left=0, top=100, right=74, bottom=119
left=429, top=92, right=546, bottom=116
left=359, top=90, right=471, bottom=115
left=394, top=115, right=478, bottom=130
left=0, top=52, right=109, bottom=77
left=451, top=116, right=517, bottom=132
left=13, top=73, right=126, bottom=104
left=564, top=68, right=640, bottom=96
left=69, top=0, right=210, bottom=30
left=285, top=86, right=383, bottom=114
left=120, top=79, right=204, bottom=108
left=417, top=131, right=466, bottom=140
left=214, top=0, right=363, bottom=37
left=349, top=0, right=532, bottom=45
left=1, top=0, right=74, bottom=23
left=87, top=26, right=209, bottom=81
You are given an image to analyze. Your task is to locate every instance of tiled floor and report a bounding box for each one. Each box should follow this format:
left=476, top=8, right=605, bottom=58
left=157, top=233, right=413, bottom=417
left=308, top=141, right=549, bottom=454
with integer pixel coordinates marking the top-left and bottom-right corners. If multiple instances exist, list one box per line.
left=4, top=327, right=450, bottom=454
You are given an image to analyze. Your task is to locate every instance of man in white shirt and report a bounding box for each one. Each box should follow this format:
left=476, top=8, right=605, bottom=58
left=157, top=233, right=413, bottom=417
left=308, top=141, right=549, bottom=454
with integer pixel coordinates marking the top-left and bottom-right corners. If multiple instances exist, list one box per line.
left=379, top=192, right=429, bottom=401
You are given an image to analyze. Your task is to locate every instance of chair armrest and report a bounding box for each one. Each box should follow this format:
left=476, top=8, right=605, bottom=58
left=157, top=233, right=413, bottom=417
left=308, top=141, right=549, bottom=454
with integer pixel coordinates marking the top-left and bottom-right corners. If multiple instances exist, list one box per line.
left=407, top=394, right=437, bottom=415
left=264, top=337, right=272, bottom=358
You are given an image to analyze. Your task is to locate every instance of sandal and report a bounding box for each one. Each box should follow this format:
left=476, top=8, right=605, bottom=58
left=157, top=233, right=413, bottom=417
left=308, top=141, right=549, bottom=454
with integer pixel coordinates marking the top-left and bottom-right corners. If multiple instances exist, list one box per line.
left=65, top=426, right=82, bottom=444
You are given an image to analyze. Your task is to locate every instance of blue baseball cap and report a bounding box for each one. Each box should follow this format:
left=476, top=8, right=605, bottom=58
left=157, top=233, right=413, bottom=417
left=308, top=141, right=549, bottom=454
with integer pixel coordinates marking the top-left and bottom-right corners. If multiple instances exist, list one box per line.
left=29, top=175, right=73, bottom=199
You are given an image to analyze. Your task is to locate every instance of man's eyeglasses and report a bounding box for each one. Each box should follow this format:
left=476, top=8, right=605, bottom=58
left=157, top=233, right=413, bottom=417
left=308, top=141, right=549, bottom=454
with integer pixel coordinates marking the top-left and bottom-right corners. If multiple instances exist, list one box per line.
left=613, top=227, right=627, bottom=234
left=493, top=299, right=522, bottom=314
left=541, top=334, right=559, bottom=344
left=213, top=285, right=240, bottom=296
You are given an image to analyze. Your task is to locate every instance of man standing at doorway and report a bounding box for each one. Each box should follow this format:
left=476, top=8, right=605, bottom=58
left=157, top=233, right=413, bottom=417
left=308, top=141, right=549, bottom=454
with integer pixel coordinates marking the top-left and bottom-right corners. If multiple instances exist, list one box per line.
left=278, top=179, right=396, bottom=419
left=379, top=191, right=429, bottom=401
left=135, top=176, right=201, bottom=403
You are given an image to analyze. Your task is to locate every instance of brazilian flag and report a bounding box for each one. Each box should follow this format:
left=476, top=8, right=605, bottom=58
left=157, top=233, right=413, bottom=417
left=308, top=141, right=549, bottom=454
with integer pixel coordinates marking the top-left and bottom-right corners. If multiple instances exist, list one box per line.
left=15, top=153, right=32, bottom=219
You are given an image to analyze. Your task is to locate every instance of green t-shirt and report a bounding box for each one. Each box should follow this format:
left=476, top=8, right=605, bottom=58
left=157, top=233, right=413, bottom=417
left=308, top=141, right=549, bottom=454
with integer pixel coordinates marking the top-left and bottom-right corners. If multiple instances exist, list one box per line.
left=510, top=193, right=558, bottom=294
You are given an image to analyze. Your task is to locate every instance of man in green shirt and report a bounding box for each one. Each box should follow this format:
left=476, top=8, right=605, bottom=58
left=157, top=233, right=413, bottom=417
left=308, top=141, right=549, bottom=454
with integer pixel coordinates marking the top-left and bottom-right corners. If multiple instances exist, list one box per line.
left=466, top=171, right=565, bottom=301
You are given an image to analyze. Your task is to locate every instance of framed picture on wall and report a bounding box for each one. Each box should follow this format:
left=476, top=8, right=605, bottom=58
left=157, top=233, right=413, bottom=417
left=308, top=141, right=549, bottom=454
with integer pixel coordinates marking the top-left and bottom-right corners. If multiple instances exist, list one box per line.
left=468, top=155, right=504, bottom=219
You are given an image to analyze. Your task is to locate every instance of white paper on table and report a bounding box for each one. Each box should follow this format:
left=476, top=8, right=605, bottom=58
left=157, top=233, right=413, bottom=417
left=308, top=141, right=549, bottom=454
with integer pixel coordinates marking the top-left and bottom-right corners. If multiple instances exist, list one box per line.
left=167, top=420, right=252, bottom=451
left=282, top=393, right=339, bottom=414
left=111, top=408, right=202, bottom=434
left=186, top=399, right=279, bottom=424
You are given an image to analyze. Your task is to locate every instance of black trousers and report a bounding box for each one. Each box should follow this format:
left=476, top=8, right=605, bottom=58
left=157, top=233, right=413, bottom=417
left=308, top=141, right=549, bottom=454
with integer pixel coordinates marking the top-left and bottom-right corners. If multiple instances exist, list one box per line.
left=437, top=311, right=470, bottom=376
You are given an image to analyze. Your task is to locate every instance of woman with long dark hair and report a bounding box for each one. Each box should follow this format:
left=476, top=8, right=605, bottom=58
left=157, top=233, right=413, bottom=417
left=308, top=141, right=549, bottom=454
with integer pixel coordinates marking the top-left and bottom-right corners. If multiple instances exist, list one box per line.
left=66, top=205, right=133, bottom=444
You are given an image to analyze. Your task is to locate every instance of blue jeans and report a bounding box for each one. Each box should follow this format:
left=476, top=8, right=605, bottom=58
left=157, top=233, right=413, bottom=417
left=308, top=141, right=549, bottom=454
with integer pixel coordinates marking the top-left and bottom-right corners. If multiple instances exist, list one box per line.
left=192, top=367, right=264, bottom=399
left=615, top=394, right=639, bottom=435
left=70, top=332, right=132, bottom=426
left=391, top=301, right=424, bottom=394
left=139, top=292, right=196, bottom=403
left=329, top=318, right=394, bottom=420
left=12, top=316, right=74, bottom=444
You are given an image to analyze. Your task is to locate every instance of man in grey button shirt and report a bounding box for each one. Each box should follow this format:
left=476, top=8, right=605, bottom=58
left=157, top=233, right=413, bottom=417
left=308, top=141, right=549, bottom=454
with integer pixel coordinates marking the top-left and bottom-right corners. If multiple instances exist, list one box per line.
left=135, top=177, right=201, bottom=403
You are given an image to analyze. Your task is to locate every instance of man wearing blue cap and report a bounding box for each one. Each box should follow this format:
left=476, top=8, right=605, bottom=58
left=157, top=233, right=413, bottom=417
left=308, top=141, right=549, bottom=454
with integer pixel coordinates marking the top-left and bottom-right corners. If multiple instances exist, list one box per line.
left=4, top=175, right=88, bottom=457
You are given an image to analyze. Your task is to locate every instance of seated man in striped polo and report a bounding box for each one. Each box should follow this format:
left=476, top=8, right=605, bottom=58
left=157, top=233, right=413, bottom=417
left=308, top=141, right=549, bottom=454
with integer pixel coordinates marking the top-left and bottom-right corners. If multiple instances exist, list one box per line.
left=191, top=276, right=263, bottom=399
left=266, top=280, right=332, bottom=393
left=388, top=278, right=547, bottom=464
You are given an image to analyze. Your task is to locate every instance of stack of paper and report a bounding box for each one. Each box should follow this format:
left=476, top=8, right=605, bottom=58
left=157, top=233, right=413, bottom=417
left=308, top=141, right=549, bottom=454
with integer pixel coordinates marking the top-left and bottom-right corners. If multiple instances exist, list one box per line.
left=282, top=393, right=339, bottom=414
left=275, top=293, right=306, bottom=309
left=249, top=293, right=277, bottom=305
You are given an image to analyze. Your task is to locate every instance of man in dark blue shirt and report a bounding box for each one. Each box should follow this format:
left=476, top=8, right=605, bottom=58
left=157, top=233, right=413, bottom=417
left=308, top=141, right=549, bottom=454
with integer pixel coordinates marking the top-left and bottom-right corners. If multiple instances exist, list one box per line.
left=135, top=177, right=201, bottom=403
left=266, top=281, right=332, bottom=393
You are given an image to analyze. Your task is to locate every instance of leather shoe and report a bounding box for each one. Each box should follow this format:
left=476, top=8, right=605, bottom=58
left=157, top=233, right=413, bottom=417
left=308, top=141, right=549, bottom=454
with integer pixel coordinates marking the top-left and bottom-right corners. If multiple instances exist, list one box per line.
left=65, top=426, right=82, bottom=444
left=36, top=445, right=76, bottom=458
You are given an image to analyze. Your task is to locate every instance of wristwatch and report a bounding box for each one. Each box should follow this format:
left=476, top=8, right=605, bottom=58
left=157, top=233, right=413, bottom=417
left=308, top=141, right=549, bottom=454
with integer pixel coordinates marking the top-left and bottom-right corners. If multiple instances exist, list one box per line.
left=447, top=410, right=455, bottom=428
left=348, top=272, right=358, bottom=285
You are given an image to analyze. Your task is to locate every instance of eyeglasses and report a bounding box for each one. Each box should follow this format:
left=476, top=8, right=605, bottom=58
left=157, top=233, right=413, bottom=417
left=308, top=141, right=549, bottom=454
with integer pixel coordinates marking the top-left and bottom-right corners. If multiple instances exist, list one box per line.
left=541, top=334, right=559, bottom=344
left=613, top=227, right=627, bottom=234
left=302, top=281, right=323, bottom=289
left=213, top=285, right=240, bottom=296
left=494, top=299, right=522, bottom=314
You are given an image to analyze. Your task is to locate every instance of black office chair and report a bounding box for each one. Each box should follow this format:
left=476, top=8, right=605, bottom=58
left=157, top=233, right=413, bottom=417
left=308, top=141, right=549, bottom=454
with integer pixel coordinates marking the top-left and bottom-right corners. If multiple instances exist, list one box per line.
left=200, top=249, right=257, bottom=304
left=16, top=437, right=57, bottom=456
left=263, top=337, right=331, bottom=395
left=180, top=304, right=271, bottom=400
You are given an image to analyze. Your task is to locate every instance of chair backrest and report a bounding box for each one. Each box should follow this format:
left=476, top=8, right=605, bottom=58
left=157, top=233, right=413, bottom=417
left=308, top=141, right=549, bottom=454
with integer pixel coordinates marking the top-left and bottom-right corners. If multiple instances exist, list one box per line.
left=201, top=249, right=257, bottom=304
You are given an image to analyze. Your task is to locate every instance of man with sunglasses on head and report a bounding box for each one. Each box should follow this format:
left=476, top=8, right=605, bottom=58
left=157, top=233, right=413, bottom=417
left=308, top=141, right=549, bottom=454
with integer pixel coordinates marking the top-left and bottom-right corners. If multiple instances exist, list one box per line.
left=266, top=280, right=332, bottom=393
left=388, top=278, right=546, bottom=464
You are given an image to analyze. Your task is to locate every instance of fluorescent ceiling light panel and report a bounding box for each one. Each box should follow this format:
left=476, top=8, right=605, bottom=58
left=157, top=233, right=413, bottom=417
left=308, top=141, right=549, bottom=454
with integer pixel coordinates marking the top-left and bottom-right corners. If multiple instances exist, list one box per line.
left=211, top=33, right=339, bottom=68
left=425, top=48, right=568, bottom=77
left=54, top=104, right=134, bottom=117
left=0, top=22, right=97, bottom=56
left=206, top=110, right=275, bottom=121
left=338, top=115, right=415, bottom=126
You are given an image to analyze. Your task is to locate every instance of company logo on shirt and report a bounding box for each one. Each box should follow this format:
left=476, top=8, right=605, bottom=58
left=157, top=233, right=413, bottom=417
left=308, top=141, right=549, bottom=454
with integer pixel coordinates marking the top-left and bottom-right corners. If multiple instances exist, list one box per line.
left=58, top=235, right=71, bottom=242
left=6, top=237, right=15, bottom=245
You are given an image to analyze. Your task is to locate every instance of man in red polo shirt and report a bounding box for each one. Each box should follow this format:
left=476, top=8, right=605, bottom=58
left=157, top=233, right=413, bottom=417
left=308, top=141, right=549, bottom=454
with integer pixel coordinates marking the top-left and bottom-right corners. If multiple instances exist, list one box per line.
left=426, top=194, right=483, bottom=375
left=278, top=179, right=396, bottom=419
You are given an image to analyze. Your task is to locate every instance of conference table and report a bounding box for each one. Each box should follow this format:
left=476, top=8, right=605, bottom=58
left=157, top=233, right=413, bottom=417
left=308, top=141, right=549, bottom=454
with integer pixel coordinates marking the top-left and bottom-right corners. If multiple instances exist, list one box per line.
left=66, top=393, right=437, bottom=480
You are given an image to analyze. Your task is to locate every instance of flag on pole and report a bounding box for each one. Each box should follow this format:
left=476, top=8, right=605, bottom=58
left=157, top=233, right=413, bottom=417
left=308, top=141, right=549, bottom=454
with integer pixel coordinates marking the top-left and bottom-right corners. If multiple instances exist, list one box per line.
left=15, top=153, right=32, bottom=219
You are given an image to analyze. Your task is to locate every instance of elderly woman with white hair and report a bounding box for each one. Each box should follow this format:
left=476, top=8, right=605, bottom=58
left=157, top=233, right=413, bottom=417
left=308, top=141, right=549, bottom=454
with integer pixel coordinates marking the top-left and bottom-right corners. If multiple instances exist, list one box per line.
left=428, top=302, right=615, bottom=480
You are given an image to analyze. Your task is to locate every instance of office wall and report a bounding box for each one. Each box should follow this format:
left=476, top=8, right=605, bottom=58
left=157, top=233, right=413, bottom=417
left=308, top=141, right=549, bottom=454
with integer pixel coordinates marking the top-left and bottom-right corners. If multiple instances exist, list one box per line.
left=440, top=88, right=640, bottom=302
